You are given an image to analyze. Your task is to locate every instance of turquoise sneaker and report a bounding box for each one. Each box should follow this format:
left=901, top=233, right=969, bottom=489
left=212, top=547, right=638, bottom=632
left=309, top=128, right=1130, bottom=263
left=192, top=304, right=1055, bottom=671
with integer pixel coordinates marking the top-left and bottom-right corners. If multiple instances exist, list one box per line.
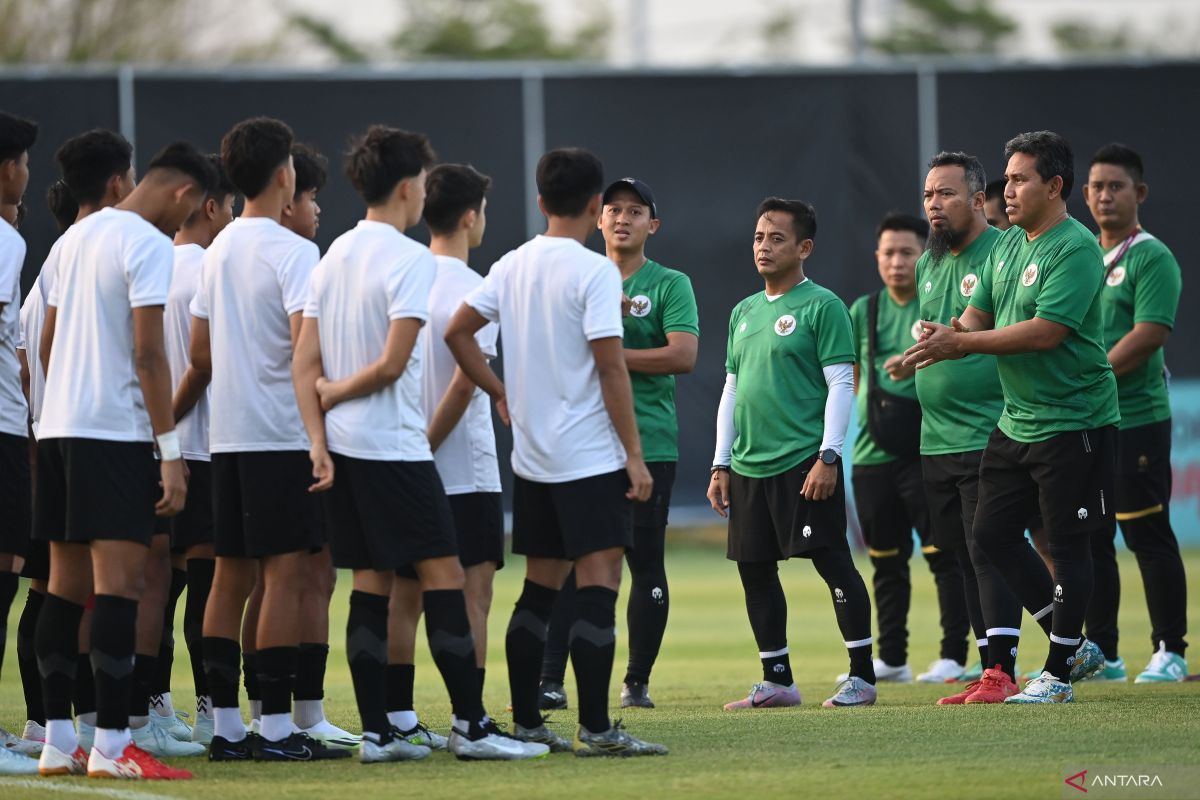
left=1069, top=640, right=1106, bottom=682
left=1086, top=658, right=1127, bottom=682
left=959, top=661, right=983, bottom=682
left=1004, top=672, right=1073, bottom=704
left=1134, top=642, right=1188, bottom=683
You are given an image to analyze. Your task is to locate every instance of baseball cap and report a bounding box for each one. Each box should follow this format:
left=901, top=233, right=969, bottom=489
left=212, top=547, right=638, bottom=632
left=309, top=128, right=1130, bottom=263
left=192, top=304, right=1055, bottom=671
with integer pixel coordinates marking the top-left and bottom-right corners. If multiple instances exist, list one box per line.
left=602, top=177, right=657, bottom=218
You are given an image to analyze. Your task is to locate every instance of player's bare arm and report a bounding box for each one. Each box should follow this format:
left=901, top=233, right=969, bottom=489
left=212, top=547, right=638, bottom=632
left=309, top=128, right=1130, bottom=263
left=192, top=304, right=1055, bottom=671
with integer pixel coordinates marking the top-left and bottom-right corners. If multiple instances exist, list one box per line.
left=445, top=301, right=508, bottom=425
left=623, top=330, right=698, bottom=376
left=292, top=316, right=333, bottom=492
left=1108, top=321, right=1170, bottom=377
left=132, top=304, right=187, bottom=516
left=314, top=317, right=423, bottom=411
left=592, top=335, right=653, bottom=502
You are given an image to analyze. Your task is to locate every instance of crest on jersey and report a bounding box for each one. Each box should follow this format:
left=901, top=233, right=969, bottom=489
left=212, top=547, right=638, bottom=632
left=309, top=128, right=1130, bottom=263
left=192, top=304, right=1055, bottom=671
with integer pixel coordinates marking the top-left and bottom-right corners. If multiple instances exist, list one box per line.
left=1022, top=263, right=1039, bottom=287
left=960, top=273, right=978, bottom=297
left=739, top=321, right=748, bottom=333
left=629, top=294, right=652, bottom=317
left=1106, top=266, right=1127, bottom=287
left=775, top=314, right=796, bottom=336
left=911, top=320, right=924, bottom=341
left=996, top=259, right=1005, bottom=274
left=923, top=280, right=932, bottom=294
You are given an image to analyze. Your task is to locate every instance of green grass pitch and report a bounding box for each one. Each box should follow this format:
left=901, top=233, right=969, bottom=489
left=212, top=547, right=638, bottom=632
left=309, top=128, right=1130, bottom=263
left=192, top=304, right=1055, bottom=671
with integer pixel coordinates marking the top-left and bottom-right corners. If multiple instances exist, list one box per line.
left=3, top=534, right=1198, bottom=799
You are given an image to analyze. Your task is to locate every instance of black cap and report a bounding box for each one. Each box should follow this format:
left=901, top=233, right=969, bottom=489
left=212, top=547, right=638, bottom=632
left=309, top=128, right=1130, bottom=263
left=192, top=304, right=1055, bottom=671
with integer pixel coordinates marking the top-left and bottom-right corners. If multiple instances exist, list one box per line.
left=602, top=177, right=657, bottom=218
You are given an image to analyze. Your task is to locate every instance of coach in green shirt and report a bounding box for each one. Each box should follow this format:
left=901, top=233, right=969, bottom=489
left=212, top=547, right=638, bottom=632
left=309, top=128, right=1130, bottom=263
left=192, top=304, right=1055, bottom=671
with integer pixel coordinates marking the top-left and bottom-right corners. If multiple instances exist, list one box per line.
left=708, top=197, right=877, bottom=711
left=848, top=212, right=968, bottom=685
left=1082, top=143, right=1188, bottom=684
left=907, top=131, right=1116, bottom=705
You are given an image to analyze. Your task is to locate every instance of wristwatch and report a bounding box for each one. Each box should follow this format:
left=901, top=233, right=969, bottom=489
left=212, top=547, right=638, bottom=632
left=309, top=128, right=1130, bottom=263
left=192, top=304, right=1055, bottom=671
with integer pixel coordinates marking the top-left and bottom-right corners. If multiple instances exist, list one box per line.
left=711, top=464, right=730, bottom=476
left=819, top=448, right=840, bottom=465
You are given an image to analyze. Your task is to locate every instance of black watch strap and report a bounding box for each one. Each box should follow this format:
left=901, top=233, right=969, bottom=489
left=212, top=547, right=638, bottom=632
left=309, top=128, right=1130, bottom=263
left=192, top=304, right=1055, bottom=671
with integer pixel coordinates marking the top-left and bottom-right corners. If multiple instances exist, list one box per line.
left=711, top=464, right=730, bottom=475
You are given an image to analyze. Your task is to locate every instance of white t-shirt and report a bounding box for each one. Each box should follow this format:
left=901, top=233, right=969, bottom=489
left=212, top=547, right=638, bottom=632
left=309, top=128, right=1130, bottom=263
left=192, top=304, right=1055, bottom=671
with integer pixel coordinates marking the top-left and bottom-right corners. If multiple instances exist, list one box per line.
left=17, top=239, right=62, bottom=438
left=0, top=219, right=28, bottom=438
left=466, top=235, right=626, bottom=483
left=39, top=207, right=172, bottom=442
left=166, top=243, right=210, bottom=461
left=421, top=255, right=501, bottom=495
left=304, top=220, right=435, bottom=462
left=191, top=217, right=318, bottom=453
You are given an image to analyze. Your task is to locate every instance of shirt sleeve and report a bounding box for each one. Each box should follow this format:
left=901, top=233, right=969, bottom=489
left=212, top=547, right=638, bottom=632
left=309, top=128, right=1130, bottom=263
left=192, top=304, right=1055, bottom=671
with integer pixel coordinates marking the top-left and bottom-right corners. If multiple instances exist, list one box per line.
left=581, top=260, right=623, bottom=341
left=280, top=240, right=320, bottom=316
left=658, top=273, right=700, bottom=336
left=0, top=232, right=25, bottom=306
left=189, top=249, right=211, bottom=320
left=724, top=305, right=741, bottom=375
left=848, top=295, right=867, bottom=361
left=302, top=262, right=323, bottom=319
left=1035, top=245, right=1103, bottom=330
left=388, top=251, right=434, bottom=322
left=465, top=259, right=503, bottom=324
left=126, top=233, right=173, bottom=308
left=1131, top=246, right=1182, bottom=329
left=814, top=298, right=857, bottom=367
left=476, top=321, right=499, bottom=359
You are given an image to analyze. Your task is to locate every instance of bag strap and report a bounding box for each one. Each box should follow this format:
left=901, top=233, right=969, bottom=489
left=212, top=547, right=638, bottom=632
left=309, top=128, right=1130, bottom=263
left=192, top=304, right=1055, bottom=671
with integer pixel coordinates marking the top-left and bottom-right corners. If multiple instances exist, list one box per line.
left=867, top=290, right=881, bottom=387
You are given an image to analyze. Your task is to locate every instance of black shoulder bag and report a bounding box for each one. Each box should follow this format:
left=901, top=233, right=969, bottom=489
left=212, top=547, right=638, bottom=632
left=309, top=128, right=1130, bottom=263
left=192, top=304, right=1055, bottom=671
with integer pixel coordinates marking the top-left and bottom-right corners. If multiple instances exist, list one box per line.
left=866, top=291, right=922, bottom=458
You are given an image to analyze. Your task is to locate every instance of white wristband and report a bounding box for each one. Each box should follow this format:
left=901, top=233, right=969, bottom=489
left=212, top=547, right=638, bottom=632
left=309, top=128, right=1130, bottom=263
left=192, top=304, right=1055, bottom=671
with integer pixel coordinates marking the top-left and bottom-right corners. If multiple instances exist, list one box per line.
left=156, top=430, right=182, bottom=461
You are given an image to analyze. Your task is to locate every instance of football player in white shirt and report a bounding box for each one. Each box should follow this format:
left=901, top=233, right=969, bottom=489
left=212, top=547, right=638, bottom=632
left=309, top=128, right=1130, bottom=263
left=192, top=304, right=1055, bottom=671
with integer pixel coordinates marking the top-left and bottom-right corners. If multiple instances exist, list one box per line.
left=14, top=130, right=137, bottom=757
left=445, top=148, right=666, bottom=757
left=294, top=125, right=545, bottom=762
left=175, top=117, right=347, bottom=762
left=0, top=111, right=38, bottom=776
left=34, top=142, right=214, bottom=781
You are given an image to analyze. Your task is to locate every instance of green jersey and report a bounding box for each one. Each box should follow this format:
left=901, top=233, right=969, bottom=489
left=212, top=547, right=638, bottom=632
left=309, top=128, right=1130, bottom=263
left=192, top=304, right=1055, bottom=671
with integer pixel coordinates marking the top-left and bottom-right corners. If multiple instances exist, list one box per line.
left=622, top=259, right=701, bottom=462
left=1099, top=231, right=1181, bottom=430
left=848, top=291, right=922, bottom=466
left=969, top=217, right=1119, bottom=442
left=725, top=279, right=856, bottom=478
left=914, top=226, right=1005, bottom=455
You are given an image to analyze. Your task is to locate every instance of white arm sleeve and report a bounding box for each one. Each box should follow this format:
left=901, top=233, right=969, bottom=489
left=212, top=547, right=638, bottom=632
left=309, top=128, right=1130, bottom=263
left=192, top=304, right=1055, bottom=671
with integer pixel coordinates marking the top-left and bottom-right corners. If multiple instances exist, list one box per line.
left=713, top=372, right=737, bottom=466
left=819, top=362, right=854, bottom=457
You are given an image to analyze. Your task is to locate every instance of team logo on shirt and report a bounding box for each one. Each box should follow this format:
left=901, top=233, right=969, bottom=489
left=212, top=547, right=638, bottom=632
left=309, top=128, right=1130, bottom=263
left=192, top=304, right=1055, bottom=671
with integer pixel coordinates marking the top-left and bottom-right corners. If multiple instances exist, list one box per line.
left=629, top=294, right=652, bottom=317
left=911, top=320, right=924, bottom=341
left=923, top=280, right=932, bottom=294
left=960, top=273, right=978, bottom=297
left=996, top=260, right=1005, bottom=274
left=1022, top=263, right=1039, bottom=287
left=739, top=321, right=748, bottom=333
left=1106, top=266, right=1127, bottom=287
left=775, top=315, right=796, bottom=336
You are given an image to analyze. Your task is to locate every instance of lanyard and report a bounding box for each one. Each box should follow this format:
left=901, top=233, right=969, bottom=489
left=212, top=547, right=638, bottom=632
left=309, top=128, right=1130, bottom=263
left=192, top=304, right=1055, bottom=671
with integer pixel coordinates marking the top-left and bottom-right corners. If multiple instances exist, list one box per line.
left=1104, top=227, right=1140, bottom=278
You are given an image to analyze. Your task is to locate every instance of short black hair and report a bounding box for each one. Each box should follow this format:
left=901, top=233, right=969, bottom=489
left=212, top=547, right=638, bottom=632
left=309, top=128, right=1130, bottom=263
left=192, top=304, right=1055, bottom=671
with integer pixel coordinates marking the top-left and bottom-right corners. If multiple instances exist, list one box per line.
left=147, top=141, right=217, bottom=195
left=423, top=164, right=492, bottom=236
left=0, top=112, right=38, bottom=163
left=221, top=117, right=294, bottom=200
left=345, top=126, right=436, bottom=206
left=927, top=151, right=987, bottom=195
left=292, top=143, right=327, bottom=198
left=756, top=197, right=817, bottom=242
left=55, top=129, right=133, bottom=206
left=1004, top=130, right=1075, bottom=200
left=985, top=179, right=1006, bottom=202
left=877, top=211, right=928, bottom=242
left=206, top=153, right=236, bottom=205
left=1090, top=142, right=1144, bottom=184
left=46, top=179, right=78, bottom=232
left=536, top=148, right=603, bottom=218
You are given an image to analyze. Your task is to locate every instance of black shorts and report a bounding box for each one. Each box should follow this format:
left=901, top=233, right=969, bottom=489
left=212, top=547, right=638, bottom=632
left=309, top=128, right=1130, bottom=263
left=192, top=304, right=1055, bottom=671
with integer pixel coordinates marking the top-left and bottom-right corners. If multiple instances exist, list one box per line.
left=852, top=457, right=930, bottom=557
left=727, top=455, right=848, bottom=562
left=634, top=462, right=676, bottom=530
left=511, top=469, right=632, bottom=561
left=975, top=426, right=1117, bottom=541
left=922, top=450, right=984, bottom=552
left=324, top=455, right=458, bottom=572
left=33, top=438, right=159, bottom=545
left=211, top=451, right=322, bottom=559
left=448, top=492, right=504, bottom=569
left=1114, top=419, right=1172, bottom=519
left=171, top=459, right=213, bottom=552
left=0, top=432, right=31, bottom=558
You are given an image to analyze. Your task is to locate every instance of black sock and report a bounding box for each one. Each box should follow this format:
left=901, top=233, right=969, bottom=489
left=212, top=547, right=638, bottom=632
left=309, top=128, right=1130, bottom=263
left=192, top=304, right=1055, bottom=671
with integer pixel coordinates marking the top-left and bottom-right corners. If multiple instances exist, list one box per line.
left=35, top=593, right=84, bottom=720
left=17, top=587, right=45, bottom=723
left=812, top=550, right=876, bottom=684
left=507, top=579, right=557, bottom=729
left=540, top=570, right=574, bottom=685
left=243, top=652, right=260, bottom=704
left=129, top=653, right=157, bottom=718
left=478, top=667, right=486, bottom=697
left=152, top=568, right=187, bottom=698
left=956, top=547, right=988, bottom=666
left=0, top=571, right=17, bottom=677
left=925, top=548, right=970, bottom=665
left=73, top=653, right=96, bottom=716
left=184, top=559, right=213, bottom=699
left=91, top=594, right=138, bottom=731
left=424, top=589, right=484, bottom=725
left=975, top=521, right=1057, bottom=631
left=570, top=585, right=617, bottom=734
left=1084, top=527, right=1120, bottom=660
left=971, top=530, right=1024, bottom=681
left=386, top=663, right=415, bottom=714
left=295, top=642, right=329, bottom=702
left=1043, top=535, right=1094, bottom=682
left=257, top=646, right=298, bottom=718
left=346, top=591, right=389, bottom=738
left=736, top=561, right=792, bottom=684
left=624, top=527, right=669, bottom=686
left=202, top=636, right=242, bottom=710
left=987, top=634, right=1020, bottom=681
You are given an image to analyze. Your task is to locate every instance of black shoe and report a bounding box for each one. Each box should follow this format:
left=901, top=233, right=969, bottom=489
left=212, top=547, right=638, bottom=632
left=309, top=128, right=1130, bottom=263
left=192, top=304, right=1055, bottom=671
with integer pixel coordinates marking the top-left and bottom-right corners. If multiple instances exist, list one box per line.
left=208, top=732, right=260, bottom=762
left=538, top=681, right=568, bottom=711
left=253, top=731, right=352, bottom=761
left=620, top=681, right=656, bottom=709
